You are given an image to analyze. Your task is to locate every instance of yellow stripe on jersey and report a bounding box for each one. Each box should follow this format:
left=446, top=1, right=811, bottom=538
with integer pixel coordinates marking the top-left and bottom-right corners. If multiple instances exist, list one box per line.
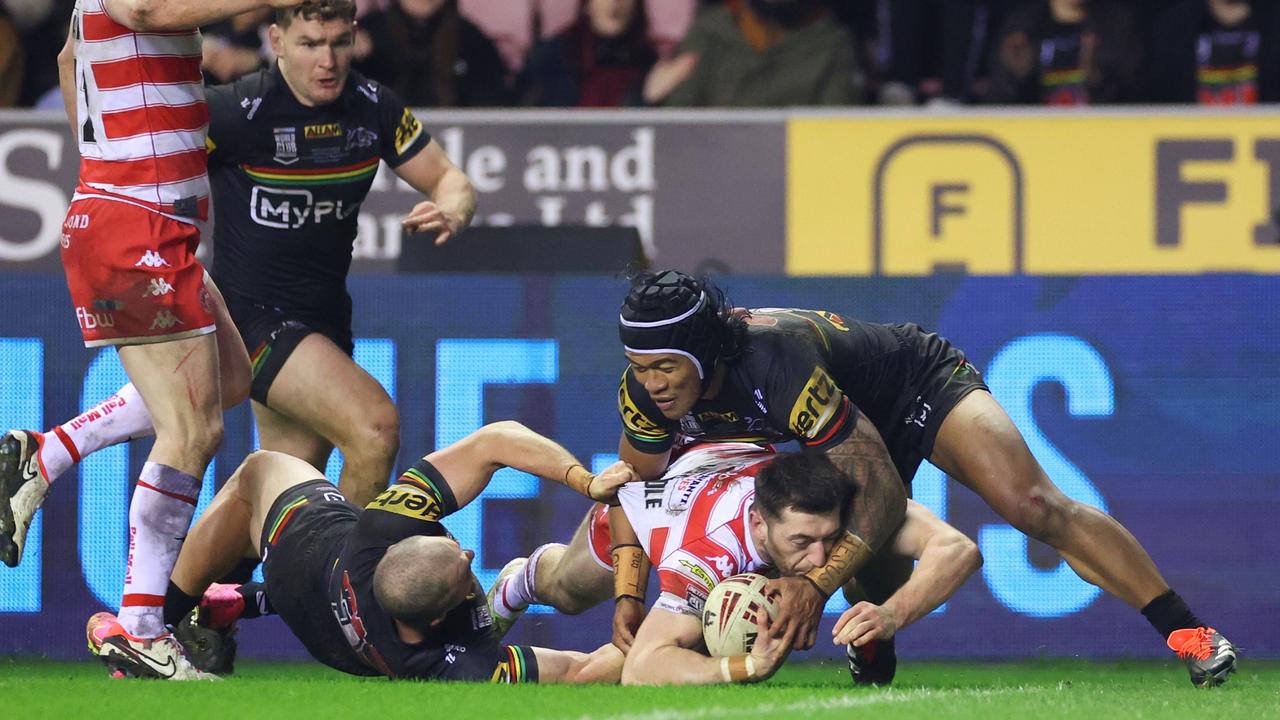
left=619, top=372, right=668, bottom=444
left=788, top=366, right=841, bottom=441
left=365, top=483, right=443, bottom=522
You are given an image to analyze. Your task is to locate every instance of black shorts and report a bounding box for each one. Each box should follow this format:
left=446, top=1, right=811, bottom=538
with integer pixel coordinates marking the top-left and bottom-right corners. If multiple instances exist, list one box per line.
left=260, top=480, right=378, bottom=677
left=877, top=325, right=989, bottom=485
left=226, top=298, right=354, bottom=404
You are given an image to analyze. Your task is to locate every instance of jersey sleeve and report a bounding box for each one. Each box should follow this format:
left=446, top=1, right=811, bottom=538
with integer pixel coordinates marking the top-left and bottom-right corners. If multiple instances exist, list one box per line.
left=618, top=368, right=678, bottom=454
left=759, top=337, right=855, bottom=451
left=203, top=82, right=241, bottom=167
left=374, top=82, right=431, bottom=167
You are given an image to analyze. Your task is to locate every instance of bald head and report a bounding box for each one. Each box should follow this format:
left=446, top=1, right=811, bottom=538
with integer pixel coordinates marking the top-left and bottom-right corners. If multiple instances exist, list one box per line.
left=372, top=535, right=473, bottom=630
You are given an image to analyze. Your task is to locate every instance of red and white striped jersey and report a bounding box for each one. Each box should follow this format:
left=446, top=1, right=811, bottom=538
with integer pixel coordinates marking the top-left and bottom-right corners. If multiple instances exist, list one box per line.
left=72, top=0, right=210, bottom=222
left=617, top=443, right=776, bottom=617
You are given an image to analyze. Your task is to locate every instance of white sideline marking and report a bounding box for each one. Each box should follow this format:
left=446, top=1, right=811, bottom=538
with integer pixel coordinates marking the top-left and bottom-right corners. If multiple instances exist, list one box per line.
left=577, top=687, right=1037, bottom=720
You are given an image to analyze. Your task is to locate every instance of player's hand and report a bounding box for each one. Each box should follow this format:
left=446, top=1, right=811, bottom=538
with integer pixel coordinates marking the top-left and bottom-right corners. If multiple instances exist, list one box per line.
left=401, top=200, right=463, bottom=245
left=832, top=601, right=898, bottom=647
left=589, top=461, right=639, bottom=503
left=748, top=606, right=795, bottom=681
left=763, top=576, right=824, bottom=650
left=611, top=596, right=646, bottom=654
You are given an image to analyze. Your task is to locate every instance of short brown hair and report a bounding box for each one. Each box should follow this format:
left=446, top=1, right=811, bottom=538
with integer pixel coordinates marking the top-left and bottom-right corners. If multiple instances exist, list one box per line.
left=275, top=0, right=357, bottom=29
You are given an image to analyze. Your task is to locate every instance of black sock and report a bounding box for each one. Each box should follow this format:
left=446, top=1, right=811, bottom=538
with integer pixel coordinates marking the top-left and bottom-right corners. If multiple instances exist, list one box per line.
left=236, top=581, right=275, bottom=619
left=163, top=581, right=201, bottom=627
left=1141, top=589, right=1203, bottom=638
left=218, top=557, right=261, bottom=585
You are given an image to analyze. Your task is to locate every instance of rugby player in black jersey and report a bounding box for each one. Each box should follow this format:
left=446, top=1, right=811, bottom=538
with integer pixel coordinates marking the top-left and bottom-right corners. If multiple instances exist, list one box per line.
left=499, top=270, right=1238, bottom=688
left=104, top=422, right=634, bottom=682
left=205, top=0, right=475, bottom=506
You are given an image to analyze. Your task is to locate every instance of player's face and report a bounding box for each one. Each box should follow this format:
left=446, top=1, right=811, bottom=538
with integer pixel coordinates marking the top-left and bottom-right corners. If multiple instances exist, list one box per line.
left=440, top=538, right=477, bottom=614
left=755, top=507, right=843, bottom=576
left=626, top=351, right=701, bottom=420
left=271, top=17, right=356, bottom=107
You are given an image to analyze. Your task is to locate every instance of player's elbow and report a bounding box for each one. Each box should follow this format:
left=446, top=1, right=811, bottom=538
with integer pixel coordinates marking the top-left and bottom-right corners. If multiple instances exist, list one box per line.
left=474, top=420, right=531, bottom=455
left=112, top=0, right=179, bottom=32
left=944, top=531, right=983, bottom=578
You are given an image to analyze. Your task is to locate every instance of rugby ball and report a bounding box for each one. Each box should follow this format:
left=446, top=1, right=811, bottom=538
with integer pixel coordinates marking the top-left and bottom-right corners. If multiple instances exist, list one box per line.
left=701, top=573, right=779, bottom=657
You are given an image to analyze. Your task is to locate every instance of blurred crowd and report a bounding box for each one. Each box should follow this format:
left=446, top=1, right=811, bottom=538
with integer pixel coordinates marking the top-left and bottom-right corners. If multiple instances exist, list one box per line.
left=2, top=0, right=1278, bottom=109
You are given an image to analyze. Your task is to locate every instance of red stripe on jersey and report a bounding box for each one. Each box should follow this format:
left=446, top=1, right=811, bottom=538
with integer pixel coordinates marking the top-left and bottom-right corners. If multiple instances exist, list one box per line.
left=679, top=481, right=726, bottom=549
left=91, top=55, right=203, bottom=89
left=649, top=527, right=669, bottom=564
left=101, top=101, right=209, bottom=139
left=81, top=11, right=194, bottom=41
left=81, top=147, right=207, bottom=187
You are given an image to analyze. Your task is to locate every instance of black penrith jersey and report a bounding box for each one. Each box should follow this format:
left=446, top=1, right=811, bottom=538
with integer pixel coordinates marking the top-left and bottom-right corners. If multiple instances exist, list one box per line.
left=326, top=473, right=511, bottom=681
left=206, top=65, right=430, bottom=315
left=620, top=309, right=926, bottom=455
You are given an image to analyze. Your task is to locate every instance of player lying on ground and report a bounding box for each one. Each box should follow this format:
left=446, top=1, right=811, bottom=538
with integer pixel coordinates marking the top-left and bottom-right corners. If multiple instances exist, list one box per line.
left=521, top=269, right=1237, bottom=688
left=85, top=421, right=631, bottom=682
left=489, top=443, right=981, bottom=685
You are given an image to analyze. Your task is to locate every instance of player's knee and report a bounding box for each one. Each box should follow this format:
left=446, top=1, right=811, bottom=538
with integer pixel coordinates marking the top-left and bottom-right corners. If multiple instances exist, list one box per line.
left=1006, top=487, right=1072, bottom=544
left=342, top=406, right=400, bottom=466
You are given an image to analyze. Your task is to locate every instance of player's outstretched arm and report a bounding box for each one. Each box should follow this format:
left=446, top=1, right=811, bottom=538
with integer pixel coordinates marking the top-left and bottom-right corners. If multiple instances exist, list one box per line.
left=833, top=500, right=982, bottom=647
left=530, top=644, right=624, bottom=684
left=622, top=608, right=792, bottom=685
left=395, top=140, right=477, bottom=246
left=422, top=421, right=636, bottom=510
left=102, top=0, right=303, bottom=32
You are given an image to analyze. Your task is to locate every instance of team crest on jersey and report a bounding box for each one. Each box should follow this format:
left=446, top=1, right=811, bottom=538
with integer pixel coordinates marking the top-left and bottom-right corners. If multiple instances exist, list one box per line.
left=273, top=127, right=298, bottom=164
left=346, top=127, right=378, bottom=151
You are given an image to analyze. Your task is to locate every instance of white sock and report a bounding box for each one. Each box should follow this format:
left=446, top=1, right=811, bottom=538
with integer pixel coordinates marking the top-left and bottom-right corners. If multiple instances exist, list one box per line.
left=117, top=462, right=200, bottom=638
left=39, top=383, right=155, bottom=483
left=498, top=543, right=560, bottom=618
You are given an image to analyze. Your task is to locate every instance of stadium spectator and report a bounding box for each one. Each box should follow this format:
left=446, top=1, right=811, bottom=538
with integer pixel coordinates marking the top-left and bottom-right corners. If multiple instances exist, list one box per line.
left=1144, top=0, right=1280, bottom=104
left=518, top=0, right=659, bottom=107
left=4, top=0, right=73, bottom=107
left=144, top=422, right=634, bottom=681
left=644, top=0, right=862, bottom=106
left=985, top=0, right=1144, bottom=105
left=354, top=0, right=512, bottom=107
left=0, top=7, right=22, bottom=106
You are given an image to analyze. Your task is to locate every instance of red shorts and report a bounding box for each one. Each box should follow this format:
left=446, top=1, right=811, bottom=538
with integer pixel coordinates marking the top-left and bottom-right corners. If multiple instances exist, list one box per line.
left=587, top=502, right=613, bottom=571
left=60, top=194, right=216, bottom=347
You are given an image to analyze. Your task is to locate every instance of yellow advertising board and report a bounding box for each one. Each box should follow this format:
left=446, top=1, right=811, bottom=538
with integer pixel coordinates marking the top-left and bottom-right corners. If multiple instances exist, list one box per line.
left=787, top=113, right=1280, bottom=275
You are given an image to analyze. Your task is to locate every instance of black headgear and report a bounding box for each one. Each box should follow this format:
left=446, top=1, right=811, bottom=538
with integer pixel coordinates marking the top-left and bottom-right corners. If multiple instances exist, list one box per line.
left=618, top=270, right=722, bottom=382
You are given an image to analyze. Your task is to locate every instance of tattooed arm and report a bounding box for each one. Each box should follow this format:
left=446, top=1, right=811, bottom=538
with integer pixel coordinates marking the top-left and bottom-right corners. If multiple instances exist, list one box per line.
left=765, top=409, right=908, bottom=650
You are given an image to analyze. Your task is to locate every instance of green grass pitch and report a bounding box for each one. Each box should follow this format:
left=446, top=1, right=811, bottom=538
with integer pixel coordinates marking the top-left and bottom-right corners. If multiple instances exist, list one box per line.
left=4, top=658, right=1278, bottom=719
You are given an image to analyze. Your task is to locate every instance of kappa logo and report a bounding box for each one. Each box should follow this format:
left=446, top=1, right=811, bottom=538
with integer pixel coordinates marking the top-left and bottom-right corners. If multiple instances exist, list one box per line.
left=710, top=554, right=734, bottom=578
left=149, top=310, right=184, bottom=330
left=134, top=251, right=170, bottom=268
left=145, top=278, right=175, bottom=297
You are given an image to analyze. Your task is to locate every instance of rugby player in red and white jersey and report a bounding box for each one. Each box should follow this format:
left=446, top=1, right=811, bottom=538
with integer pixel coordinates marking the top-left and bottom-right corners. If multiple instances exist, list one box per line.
left=0, top=0, right=303, bottom=681
left=491, top=443, right=982, bottom=685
